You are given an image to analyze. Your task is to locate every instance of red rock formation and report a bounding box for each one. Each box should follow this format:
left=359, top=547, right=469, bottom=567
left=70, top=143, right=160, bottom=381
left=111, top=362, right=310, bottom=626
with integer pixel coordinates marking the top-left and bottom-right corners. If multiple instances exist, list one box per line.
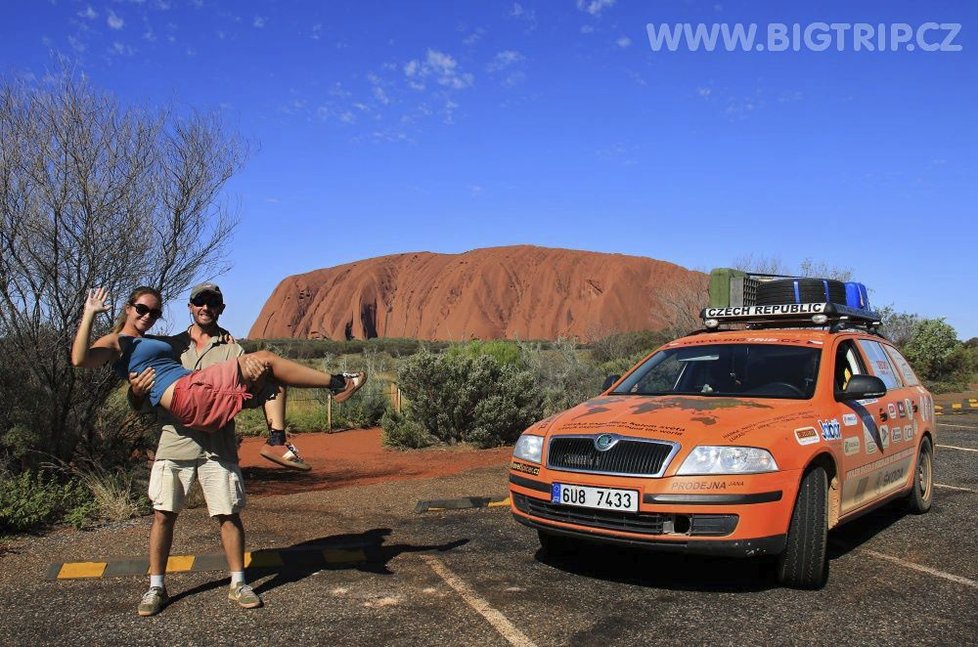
left=248, top=245, right=707, bottom=341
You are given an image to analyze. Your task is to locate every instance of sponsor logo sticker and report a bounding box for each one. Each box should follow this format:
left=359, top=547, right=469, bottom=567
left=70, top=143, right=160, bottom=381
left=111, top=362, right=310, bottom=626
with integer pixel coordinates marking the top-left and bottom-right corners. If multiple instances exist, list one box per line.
left=842, top=413, right=858, bottom=427
left=819, top=418, right=841, bottom=441
left=888, top=403, right=898, bottom=419
left=510, top=461, right=540, bottom=476
left=843, top=437, right=861, bottom=456
left=794, top=426, right=821, bottom=446
left=892, top=426, right=903, bottom=443
left=897, top=401, right=906, bottom=418
left=880, top=425, right=890, bottom=449
left=671, top=481, right=728, bottom=491
left=904, top=398, right=913, bottom=417
left=864, top=424, right=878, bottom=454
left=905, top=425, right=914, bottom=441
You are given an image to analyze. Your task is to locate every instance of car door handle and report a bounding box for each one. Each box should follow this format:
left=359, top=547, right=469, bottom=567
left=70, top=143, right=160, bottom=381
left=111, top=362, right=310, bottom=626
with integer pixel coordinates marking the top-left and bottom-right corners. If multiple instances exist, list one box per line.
left=879, top=408, right=888, bottom=422
left=913, top=402, right=919, bottom=413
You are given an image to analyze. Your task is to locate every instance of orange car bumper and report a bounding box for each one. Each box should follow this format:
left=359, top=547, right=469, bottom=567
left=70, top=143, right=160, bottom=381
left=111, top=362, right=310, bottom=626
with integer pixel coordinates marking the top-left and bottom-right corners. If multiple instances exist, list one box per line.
left=509, top=468, right=802, bottom=557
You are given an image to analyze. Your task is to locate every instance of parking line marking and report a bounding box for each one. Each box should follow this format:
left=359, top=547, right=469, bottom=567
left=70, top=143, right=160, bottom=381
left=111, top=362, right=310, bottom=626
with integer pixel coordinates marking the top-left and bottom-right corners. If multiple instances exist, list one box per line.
left=859, top=549, right=978, bottom=589
left=422, top=555, right=538, bottom=647
left=937, top=444, right=978, bottom=453
left=935, top=483, right=977, bottom=493
left=937, top=423, right=978, bottom=431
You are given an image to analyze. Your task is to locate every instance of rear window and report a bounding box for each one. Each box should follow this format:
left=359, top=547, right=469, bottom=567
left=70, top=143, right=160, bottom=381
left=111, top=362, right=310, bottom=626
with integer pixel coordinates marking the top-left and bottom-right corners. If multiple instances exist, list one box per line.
left=883, top=344, right=920, bottom=386
left=612, top=343, right=821, bottom=400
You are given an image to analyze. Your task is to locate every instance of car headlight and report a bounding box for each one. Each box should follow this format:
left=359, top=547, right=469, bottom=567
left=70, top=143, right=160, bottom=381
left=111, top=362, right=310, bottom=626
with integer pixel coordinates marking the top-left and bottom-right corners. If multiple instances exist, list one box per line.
left=513, top=434, right=544, bottom=464
left=676, top=446, right=779, bottom=475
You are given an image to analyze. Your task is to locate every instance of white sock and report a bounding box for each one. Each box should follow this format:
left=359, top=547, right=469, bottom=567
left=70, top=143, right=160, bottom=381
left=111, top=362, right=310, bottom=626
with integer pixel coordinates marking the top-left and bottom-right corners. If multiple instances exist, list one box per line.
left=230, top=571, right=246, bottom=585
left=150, top=574, right=165, bottom=589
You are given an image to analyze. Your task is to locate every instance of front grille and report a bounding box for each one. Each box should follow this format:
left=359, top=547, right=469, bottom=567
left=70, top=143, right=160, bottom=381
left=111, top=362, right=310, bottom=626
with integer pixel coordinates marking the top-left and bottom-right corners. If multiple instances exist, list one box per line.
left=547, top=436, right=676, bottom=477
left=512, top=494, right=738, bottom=537
left=513, top=493, right=666, bottom=535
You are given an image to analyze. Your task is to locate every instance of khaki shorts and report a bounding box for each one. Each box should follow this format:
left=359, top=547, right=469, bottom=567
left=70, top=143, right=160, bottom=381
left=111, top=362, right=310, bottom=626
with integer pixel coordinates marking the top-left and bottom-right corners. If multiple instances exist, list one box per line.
left=148, top=457, right=246, bottom=517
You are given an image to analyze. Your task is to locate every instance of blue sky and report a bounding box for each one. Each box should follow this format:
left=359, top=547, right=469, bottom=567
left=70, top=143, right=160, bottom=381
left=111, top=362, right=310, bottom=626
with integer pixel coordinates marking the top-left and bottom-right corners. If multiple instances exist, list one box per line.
left=3, top=1, right=976, bottom=339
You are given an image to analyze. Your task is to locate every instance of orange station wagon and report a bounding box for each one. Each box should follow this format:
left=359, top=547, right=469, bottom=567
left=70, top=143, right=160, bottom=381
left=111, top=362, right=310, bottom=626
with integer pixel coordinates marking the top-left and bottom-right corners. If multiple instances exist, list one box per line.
left=509, top=276, right=935, bottom=589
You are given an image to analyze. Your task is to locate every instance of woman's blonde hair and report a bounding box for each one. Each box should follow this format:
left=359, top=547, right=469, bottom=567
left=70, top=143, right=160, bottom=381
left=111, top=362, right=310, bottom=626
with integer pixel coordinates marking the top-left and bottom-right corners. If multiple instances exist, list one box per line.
left=111, top=286, right=163, bottom=333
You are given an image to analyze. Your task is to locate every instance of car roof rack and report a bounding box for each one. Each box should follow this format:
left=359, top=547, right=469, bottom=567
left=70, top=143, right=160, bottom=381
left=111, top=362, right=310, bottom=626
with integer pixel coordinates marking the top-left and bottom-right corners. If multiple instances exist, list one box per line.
left=699, top=302, right=883, bottom=334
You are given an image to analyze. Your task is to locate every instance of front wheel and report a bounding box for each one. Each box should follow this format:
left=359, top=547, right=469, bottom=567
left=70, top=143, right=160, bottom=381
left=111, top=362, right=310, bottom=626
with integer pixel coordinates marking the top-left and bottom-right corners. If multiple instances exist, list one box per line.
left=777, top=466, right=828, bottom=589
left=906, top=436, right=934, bottom=514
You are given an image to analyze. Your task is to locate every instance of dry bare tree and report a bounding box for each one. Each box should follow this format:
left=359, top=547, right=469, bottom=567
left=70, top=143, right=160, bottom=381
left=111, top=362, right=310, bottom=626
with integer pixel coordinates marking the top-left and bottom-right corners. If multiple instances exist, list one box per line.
left=0, top=73, right=244, bottom=466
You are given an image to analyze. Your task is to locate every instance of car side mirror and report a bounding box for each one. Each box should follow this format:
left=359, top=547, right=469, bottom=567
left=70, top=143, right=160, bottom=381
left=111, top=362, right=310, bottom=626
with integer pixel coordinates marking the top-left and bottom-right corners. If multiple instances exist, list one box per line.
left=839, top=374, right=887, bottom=401
left=601, top=374, right=620, bottom=391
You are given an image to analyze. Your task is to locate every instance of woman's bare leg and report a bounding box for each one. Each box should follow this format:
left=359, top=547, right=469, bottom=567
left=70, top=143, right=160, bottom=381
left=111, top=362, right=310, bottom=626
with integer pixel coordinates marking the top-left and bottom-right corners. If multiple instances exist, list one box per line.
left=263, top=385, right=287, bottom=430
left=241, top=351, right=336, bottom=389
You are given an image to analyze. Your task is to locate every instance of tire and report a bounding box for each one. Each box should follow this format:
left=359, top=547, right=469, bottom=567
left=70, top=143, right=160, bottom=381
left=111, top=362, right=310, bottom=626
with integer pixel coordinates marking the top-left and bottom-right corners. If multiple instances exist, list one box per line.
left=756, top=279, right=846, bottom=306
left=906, top=436, right=934, bottom=514
left=537, top=529, right=580, bottom=559
left=777, top=466, right=829, bottom=589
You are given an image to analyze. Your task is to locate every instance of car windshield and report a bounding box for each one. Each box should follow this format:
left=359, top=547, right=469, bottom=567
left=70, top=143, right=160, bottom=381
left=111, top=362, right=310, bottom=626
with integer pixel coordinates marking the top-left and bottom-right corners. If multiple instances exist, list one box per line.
left=611, top=343, right=821, bottom=399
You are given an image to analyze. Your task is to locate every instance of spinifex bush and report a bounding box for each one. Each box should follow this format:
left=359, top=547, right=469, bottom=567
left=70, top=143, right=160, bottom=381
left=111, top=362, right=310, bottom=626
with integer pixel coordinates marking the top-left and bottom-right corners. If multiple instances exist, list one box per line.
left=387, top=350, right=541, bottom=448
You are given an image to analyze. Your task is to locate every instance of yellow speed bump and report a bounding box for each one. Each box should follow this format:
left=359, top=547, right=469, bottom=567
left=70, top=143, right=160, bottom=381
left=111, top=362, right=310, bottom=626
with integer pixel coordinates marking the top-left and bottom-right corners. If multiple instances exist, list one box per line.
left=57, top=562, right=107, bottom=579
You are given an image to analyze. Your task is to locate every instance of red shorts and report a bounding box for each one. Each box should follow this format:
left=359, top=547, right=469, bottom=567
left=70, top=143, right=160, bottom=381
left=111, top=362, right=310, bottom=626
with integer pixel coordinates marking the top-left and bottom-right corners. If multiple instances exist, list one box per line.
left=169, top=358, right=253, bottom=432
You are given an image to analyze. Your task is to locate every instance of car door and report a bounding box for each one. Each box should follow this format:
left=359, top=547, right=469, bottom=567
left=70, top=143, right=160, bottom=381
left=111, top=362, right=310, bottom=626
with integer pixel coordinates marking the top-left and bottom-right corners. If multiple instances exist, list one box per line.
left=832, top=337, right=883, bottom=514
left=851, top=338, right=918, bottom=504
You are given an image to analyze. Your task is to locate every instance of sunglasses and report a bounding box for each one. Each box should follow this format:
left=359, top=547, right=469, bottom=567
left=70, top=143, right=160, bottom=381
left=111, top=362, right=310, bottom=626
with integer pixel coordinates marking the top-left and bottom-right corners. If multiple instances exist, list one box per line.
left=132, top=303, right=163, bottom=319
left=190, top=294, right=223, bottom=308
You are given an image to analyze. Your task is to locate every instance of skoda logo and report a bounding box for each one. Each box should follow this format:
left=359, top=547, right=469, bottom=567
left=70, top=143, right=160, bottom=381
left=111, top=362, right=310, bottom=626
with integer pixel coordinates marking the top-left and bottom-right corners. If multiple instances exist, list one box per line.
left=594, top=433, right=618, bottom=452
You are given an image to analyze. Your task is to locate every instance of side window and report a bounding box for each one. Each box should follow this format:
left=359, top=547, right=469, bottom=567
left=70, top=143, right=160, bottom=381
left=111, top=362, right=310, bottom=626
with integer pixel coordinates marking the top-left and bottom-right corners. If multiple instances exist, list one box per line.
left=856, top=339, right=903, bottom=390
left=883, top=344, right=920, bottom=387
left=834, top=340, right=866, bottom=392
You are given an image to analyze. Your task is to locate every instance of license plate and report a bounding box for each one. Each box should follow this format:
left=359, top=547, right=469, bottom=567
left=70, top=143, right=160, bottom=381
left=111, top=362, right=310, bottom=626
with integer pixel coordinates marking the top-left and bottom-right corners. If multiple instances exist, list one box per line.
left=551, top=483, right=639, bottom=512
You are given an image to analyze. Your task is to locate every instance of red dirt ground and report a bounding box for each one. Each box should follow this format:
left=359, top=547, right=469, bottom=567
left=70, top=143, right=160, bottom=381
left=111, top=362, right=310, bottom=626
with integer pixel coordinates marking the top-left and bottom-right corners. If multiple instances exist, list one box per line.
left=237, top=427, right=511, bottom=497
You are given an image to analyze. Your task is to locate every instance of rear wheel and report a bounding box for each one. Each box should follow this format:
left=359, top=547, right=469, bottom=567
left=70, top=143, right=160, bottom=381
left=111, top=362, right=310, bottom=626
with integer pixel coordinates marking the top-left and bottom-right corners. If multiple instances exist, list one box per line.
left=777, top=466, right=828, bottom=589
left=906, top=436, right=934, bottom=514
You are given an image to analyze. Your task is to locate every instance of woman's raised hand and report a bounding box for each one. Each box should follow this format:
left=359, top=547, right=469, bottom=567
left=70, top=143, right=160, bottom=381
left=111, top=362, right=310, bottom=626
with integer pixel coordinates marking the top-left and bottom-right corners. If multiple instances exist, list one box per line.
left=84, top=288, right=110, bottom=314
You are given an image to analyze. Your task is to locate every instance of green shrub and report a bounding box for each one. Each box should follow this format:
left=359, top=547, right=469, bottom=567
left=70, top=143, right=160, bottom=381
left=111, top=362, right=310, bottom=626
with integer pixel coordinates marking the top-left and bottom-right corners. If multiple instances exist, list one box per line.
left=588, top=330, right=669, bottom=364
left=446, top=340, right=524, bottom=367
left=0, top=470, right=90, bottom=534
left=333, top=384, right=390, bottom=429
left=391, top=350, right=541, bottom=448
left=380, top=410, right=435, bottom=449
left=519, top=339, right=606, bottom=418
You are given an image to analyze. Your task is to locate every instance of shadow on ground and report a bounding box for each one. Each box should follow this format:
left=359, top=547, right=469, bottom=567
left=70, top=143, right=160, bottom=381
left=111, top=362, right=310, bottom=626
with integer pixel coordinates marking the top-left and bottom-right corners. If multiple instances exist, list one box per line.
left=533, top=501, right=914, bottom=593
left=165, top=528, right=468, bottom=607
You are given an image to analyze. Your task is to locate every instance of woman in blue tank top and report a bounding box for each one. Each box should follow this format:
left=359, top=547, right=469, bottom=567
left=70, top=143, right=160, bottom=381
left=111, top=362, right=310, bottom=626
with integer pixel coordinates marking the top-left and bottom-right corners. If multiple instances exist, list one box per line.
left=72, top=286, right=366, bottom=433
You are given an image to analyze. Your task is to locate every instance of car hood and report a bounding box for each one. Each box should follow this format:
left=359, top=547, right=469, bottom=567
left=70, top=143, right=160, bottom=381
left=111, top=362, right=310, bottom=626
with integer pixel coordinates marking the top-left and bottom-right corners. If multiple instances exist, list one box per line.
left=536, top=394, right=819, bottom=444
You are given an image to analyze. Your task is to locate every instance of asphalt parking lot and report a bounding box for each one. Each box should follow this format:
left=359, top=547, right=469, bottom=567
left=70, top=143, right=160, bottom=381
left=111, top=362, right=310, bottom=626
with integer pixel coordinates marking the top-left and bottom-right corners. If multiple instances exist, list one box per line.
left=1, top=419, right=976, bottom=646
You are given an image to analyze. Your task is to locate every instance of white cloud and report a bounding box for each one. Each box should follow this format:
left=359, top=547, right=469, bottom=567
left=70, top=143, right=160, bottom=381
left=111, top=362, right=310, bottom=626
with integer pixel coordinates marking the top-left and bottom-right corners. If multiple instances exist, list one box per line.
left=487, top=50, right=526, bottom=87
left=404, top=49, right=474, bottom=91
left=78, top=6, right=97, bottom=20
left=253, top=16, right=266, bottom=28
left=111, top=41, right=134, bottom=56
left=697, top=87, right=712, bottom=97
left=67, top=35, right=86, bottom=53
left=311, top=24, right=322, bottom=40
left=580, top=25, right=594, bottom=34
left=511, top=3, right=524, bottom=17
left=616, top=36, right=631, bottom=48
left=577, top=0, right=615, bottom=16
left=487, top=50, right=524, bottom=72
left=107, top=10, right=124, bottom=30
left=372, top=86, right=390, bottom=105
